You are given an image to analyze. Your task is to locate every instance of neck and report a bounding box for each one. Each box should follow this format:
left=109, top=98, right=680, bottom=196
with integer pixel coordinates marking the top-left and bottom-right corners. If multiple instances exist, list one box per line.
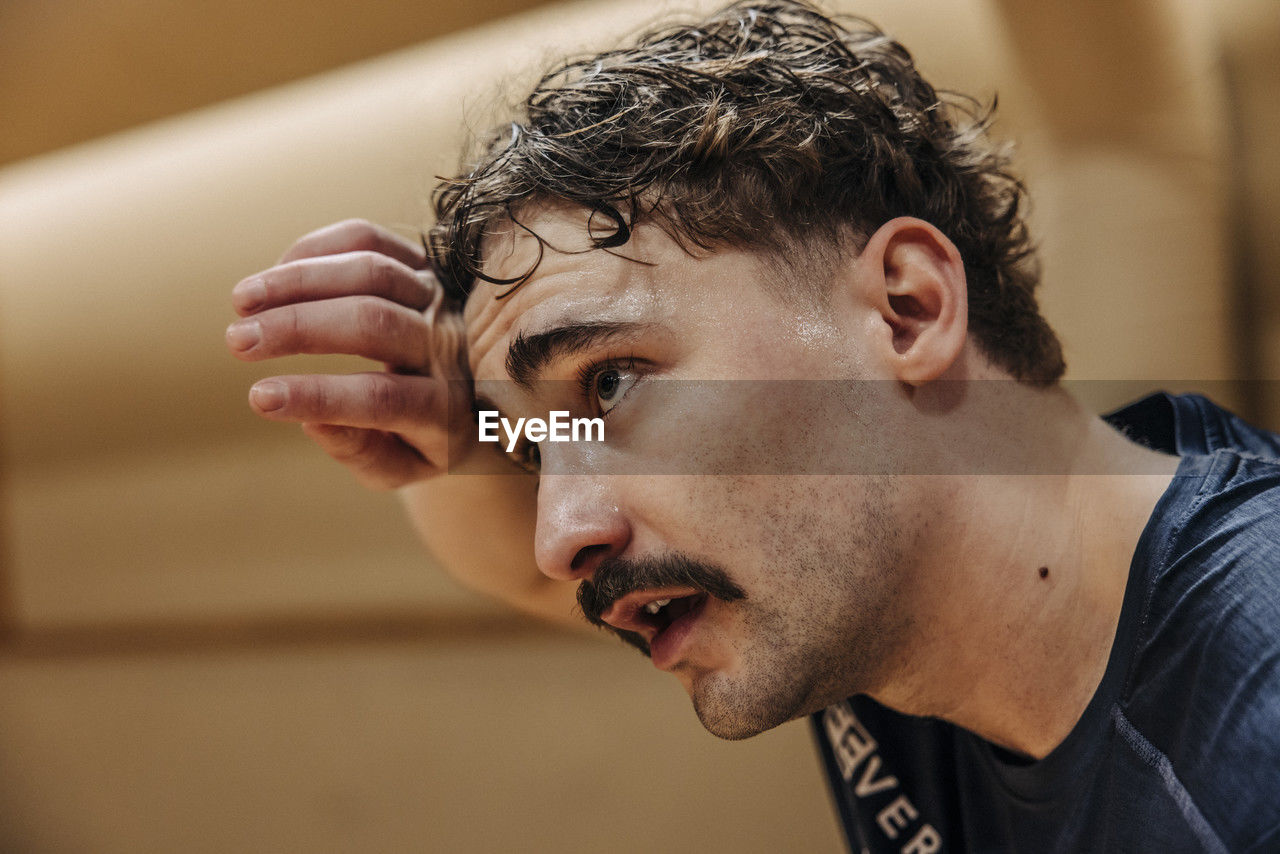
left=867, top=384, right=1180, bottom=759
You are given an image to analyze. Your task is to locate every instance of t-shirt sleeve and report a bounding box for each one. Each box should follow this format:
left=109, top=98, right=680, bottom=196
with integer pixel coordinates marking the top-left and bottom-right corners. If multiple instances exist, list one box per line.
left=1128, top=452, right=1280, bottom=851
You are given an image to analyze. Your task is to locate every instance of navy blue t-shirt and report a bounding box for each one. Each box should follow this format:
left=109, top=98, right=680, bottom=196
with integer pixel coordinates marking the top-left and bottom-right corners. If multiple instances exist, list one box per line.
left=811, top=393, right=1280, bottom=854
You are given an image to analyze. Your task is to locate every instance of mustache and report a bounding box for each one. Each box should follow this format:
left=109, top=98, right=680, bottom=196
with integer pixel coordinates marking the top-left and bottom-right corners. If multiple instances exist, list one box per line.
left=577, top=552, right=746, bottom=656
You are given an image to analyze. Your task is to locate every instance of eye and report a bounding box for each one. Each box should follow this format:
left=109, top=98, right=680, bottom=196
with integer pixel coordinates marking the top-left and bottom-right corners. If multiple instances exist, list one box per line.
left=590, top=366, right=639, bottom=415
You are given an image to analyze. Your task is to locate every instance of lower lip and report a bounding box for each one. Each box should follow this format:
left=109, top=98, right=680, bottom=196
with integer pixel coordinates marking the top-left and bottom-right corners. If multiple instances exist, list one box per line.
left=649, top=594, right=709, bottom=671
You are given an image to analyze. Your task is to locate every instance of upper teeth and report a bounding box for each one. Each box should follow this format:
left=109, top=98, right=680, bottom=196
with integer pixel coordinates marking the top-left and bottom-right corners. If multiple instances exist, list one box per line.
left=644, top=598, right=672, bottom=615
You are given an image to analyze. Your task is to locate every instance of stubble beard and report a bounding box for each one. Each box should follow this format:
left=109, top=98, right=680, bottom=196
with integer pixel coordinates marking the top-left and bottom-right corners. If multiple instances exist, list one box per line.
left=687, top=477, right=909, bottom=740
left=575, top=476, right=910, bottom=741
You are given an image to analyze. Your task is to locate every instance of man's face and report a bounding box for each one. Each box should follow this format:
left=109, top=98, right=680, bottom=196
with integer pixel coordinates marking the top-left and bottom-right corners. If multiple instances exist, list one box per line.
left=464, top=204, right=916, bottom=740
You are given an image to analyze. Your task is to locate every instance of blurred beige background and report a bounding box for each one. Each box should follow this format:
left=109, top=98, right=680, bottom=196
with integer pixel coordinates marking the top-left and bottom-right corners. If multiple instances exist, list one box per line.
left=0, top=0, right=1277, bottom=851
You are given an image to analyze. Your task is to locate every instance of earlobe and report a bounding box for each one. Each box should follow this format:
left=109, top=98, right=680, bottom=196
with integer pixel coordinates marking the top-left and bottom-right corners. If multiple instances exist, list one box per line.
left=860, top=217, right=968, bottom=386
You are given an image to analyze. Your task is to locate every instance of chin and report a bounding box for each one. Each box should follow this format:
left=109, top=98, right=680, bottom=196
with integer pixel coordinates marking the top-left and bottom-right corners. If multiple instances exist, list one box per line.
left=689, top=672, right=814, bottom=741
left=695, top=713, right=776, bottom=741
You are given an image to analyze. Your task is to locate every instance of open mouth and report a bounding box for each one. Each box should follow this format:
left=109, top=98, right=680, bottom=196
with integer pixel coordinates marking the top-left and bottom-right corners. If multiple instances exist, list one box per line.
left=641, top=592, right=705, bottom=634
left=646, top=592, right=709, bottom=670
left=600, top=589, right=710, bottom=669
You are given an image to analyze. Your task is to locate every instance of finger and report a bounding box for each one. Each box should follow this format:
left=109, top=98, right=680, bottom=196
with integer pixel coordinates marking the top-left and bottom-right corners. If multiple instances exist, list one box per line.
left=226, top=296, right=430, bottom=368
left=233, top=252, right=438, bottom=317
left=278, top=219, right=426, bottom=268
left=247, top=372, right=453, bottom=439
left=301, top=423, right=433, bottom=490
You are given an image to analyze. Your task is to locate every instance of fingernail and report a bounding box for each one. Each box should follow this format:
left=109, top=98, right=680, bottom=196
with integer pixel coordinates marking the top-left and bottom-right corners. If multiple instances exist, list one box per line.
left=226, top=319, right=261, bottom=351
left=233, top=277, right=267, bottom=311
left=250, top=381, right=286, bottom=411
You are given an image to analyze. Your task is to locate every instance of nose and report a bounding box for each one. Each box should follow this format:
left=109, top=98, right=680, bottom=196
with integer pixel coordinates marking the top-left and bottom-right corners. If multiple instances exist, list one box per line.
left=533, top=474, right=631, bottom=582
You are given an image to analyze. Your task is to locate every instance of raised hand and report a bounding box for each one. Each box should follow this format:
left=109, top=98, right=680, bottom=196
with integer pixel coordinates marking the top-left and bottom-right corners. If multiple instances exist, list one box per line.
left=226, top=219, right=474, bottom=489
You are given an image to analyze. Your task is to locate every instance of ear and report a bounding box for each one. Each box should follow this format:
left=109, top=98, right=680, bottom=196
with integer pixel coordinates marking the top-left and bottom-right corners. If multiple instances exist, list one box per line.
left=856, top=217, right=968, bottom=385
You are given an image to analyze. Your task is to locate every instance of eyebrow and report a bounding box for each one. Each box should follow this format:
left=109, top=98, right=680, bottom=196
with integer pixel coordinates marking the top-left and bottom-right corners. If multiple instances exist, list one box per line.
left=505, top=320, right=654, bottom=390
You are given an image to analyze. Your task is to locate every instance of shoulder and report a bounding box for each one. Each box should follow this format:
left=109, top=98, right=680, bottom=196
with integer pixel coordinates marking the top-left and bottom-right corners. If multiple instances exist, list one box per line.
left=1149, top=452, right=1280, bottom=654
left=1123, top=449, right=1280, bottom=850
left=1151, top=450, right=1280, bottom=614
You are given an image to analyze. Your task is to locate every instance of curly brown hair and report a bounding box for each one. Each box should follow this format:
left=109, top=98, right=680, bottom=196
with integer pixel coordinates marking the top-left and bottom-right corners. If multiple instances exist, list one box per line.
left=428, top=0, right=1065, bottom=384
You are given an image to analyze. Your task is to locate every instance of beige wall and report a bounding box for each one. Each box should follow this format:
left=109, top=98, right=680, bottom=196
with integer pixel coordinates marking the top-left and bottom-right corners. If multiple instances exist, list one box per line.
left=0, top=0, right=1277, bottom=851
left=0, top=0, right=557, bottom=167
left=0, top=634, right=841, bottom=853
left=1221, top=0, right=1280, bottom=428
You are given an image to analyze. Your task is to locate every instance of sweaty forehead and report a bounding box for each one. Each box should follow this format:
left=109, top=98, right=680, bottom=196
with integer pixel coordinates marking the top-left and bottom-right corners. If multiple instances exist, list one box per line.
left=462, top=205, right=674, bottom=382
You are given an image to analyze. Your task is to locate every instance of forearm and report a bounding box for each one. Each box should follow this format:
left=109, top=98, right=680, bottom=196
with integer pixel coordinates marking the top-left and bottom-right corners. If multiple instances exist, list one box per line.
left=399, top=445, right=584, bottom=630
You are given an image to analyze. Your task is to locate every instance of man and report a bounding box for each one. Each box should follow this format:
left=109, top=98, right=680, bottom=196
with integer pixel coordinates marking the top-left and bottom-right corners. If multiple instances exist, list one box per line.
left=225, top=1, right=1280, bottom=850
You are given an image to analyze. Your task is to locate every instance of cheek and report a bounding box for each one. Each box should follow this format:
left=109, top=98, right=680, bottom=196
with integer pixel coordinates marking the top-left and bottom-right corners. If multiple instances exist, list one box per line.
left=643, top=475, right=814, bottom=572
left=726, top=478, right=839, bottom=569
left=624, top=475, right=732, bottom=545
left=684, top=474, right=899, bottom=591
left=627, top=383, right=837, bottom=477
